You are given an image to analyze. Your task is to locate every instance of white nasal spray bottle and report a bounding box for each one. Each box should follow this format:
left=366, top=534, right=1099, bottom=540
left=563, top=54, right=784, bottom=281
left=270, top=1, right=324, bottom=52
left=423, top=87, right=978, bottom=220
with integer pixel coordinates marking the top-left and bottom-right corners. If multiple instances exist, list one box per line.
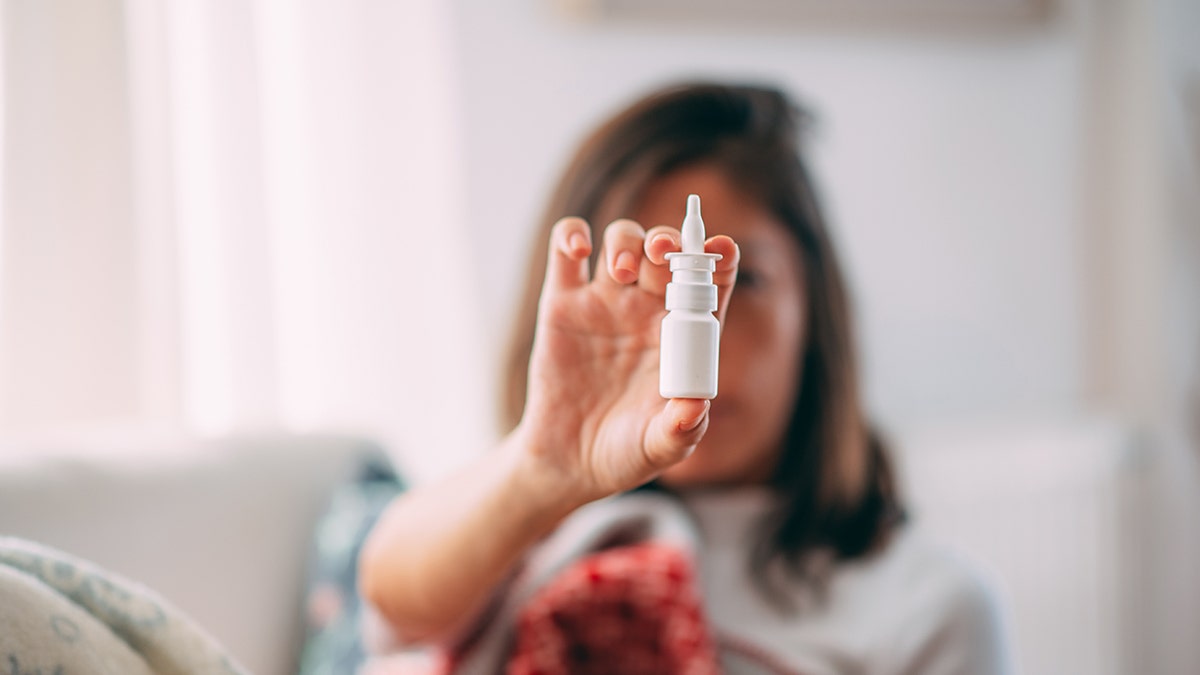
left=660, top=194, right=722, bottom=399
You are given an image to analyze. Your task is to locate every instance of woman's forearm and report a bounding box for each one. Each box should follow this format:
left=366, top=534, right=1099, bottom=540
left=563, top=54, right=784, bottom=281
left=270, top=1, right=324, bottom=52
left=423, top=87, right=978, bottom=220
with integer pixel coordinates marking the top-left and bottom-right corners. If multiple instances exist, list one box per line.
left=357, top=428, right=585, bottom=643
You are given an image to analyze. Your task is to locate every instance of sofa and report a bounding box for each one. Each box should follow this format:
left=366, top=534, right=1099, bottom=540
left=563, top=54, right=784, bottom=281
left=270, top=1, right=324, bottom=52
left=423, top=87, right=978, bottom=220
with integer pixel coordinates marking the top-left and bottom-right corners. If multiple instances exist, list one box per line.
left=0, top=431, right=384, bottom=675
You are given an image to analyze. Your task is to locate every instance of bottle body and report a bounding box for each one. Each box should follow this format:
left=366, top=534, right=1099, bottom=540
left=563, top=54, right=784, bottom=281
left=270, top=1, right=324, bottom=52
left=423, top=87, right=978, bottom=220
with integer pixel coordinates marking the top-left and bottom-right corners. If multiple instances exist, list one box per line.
left=659, top=309, right=719, bottom=399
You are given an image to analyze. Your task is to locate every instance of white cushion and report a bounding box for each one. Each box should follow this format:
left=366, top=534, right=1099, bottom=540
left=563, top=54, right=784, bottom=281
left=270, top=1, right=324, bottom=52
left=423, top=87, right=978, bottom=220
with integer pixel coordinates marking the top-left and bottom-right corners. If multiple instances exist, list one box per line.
left=0, top=432, right=387, bottom=675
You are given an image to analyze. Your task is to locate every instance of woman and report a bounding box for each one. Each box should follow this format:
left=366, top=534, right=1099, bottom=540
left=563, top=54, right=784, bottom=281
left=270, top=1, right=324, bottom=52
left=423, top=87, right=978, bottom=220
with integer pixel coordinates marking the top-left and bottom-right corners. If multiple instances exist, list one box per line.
left=359, top=82, right=1008, bottom=674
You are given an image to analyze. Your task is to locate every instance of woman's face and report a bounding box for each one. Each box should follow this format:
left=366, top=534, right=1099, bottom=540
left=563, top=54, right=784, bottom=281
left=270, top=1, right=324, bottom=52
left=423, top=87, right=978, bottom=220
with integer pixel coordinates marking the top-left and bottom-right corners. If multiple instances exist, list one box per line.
left=632, top=165, right=808, bottom=488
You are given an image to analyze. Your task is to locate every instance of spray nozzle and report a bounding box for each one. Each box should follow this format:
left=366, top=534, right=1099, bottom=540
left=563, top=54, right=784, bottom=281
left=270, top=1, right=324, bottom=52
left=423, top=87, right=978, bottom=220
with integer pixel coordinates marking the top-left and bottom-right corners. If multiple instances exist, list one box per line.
left=667, top=194, right=721, bottom=268
left=682, top=194, right=704, bottom=254
left=664, top=194, right=721, bottom=313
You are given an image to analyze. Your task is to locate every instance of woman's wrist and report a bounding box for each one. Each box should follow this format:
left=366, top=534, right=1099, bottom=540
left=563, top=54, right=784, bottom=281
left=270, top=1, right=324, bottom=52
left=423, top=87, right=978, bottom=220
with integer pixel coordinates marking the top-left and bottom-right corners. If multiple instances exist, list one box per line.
left=501, top=423, right=596, bottom=521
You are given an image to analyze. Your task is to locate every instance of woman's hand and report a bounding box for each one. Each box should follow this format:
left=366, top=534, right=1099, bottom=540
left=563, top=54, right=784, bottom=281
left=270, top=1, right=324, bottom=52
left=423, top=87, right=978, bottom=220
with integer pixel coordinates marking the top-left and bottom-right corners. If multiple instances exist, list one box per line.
left=360, top=218, right=736, bottom=642
left=515, top=217, right=739, bottom=504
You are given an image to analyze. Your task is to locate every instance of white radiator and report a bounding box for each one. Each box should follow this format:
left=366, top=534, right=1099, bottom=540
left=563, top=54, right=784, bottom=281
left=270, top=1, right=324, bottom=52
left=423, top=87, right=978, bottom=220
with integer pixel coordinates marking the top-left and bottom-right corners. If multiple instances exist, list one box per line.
left=897, top=418, right=1145, bottom=675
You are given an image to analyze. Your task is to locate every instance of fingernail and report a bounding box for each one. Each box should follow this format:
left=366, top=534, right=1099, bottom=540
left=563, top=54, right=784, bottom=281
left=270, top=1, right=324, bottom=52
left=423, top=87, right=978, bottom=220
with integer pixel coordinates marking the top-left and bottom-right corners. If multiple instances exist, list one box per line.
left=615, top=251, right=636, bottom=272
left=679, top=402, right=710, bottom=432
left=568, top=233, right=588, bottom=253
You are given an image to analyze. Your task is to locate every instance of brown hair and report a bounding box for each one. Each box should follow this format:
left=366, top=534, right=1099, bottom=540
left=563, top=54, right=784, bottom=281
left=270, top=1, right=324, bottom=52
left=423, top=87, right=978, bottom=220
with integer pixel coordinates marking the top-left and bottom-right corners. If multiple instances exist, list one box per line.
left=502, top=82, right=904, bottom=590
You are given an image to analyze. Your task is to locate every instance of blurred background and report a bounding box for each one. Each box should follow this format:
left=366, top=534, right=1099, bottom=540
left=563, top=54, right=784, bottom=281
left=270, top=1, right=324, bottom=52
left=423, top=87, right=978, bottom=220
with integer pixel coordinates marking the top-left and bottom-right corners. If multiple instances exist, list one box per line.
left=0, top=0, right=1197, bottom=673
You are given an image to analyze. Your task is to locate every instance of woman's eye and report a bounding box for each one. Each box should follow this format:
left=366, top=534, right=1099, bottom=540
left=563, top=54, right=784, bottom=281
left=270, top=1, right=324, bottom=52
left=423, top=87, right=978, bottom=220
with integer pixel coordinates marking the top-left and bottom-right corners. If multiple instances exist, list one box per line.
left=737, top=269, right=761, bottom=289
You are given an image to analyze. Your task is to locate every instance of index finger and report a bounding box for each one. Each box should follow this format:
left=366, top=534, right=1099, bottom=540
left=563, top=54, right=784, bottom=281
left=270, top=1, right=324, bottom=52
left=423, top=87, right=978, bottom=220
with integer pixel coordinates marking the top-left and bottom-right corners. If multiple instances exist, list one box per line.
left=706, top=235, right=739, bottom=327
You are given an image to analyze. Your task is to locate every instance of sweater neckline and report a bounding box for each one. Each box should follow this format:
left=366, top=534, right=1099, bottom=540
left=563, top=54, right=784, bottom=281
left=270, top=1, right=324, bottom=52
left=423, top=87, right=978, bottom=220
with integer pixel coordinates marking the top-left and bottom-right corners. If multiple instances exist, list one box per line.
left=677, top=485, right=781, bottom=546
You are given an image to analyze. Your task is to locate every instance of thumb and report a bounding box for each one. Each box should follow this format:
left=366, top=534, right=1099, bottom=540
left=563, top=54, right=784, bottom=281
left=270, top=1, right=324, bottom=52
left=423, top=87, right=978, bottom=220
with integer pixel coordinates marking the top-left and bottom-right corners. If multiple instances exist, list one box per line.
left=642, top=399, right=710, bottom=471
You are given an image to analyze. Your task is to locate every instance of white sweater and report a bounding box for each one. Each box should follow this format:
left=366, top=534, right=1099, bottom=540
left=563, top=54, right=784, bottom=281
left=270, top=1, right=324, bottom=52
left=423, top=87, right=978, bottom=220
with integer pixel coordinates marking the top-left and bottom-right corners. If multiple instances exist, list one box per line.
left=680, top=488, right=1011, bottom=675
left=366, top=489, right=1011, bottom=675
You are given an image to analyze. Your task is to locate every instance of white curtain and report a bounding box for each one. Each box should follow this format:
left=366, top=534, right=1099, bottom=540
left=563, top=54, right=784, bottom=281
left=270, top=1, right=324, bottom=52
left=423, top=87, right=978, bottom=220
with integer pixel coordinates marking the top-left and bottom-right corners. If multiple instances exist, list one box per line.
left=0, top=0, right=492, bottom=481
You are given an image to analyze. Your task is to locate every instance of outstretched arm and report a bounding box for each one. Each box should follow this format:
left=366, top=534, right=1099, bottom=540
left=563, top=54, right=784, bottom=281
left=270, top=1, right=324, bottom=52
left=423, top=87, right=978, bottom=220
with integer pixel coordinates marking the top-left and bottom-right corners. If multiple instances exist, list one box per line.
left=358, top=216, right=739, bottom=643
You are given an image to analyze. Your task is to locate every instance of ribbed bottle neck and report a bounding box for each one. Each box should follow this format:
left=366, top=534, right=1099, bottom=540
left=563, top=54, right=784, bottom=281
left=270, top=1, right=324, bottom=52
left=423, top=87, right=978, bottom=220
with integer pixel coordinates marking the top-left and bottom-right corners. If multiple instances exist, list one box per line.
left=665, top=251, right=721, bottom=312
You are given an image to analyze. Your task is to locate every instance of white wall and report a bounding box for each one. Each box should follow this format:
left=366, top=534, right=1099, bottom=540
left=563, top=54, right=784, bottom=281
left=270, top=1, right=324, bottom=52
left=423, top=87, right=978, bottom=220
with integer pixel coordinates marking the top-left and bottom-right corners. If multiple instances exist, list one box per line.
left=452, top=0, right=1091, bottom=431
left=1139, top=0, right=1200, bottom=670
